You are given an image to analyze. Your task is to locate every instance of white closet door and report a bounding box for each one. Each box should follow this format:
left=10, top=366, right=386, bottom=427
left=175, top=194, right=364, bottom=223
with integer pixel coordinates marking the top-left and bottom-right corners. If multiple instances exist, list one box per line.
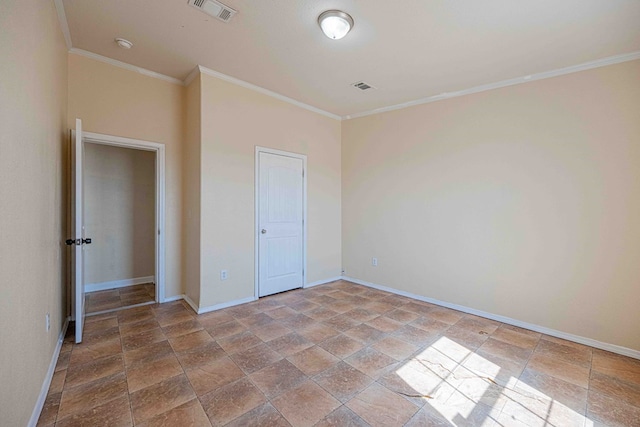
left=258, top=151, right=304, bottom=297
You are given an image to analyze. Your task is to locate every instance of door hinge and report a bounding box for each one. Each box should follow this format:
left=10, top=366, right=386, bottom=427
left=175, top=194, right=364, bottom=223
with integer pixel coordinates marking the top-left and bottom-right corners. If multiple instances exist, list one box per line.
left=302, top=169, right=305, bottom=177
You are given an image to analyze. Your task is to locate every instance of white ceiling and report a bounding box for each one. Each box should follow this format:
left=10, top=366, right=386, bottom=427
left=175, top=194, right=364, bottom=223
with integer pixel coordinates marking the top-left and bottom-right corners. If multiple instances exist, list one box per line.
left=61, top=0, right=640, bottom=118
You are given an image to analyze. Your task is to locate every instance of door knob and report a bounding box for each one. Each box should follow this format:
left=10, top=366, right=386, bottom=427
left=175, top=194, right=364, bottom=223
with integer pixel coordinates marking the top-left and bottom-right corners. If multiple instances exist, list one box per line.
left=261, top=229, right=267, bottom=234
left=83, top=238, right=92, bottom=244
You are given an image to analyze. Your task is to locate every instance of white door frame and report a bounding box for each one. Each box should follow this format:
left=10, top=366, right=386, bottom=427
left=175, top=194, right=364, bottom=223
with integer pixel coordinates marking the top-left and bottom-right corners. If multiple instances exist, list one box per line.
left=82, top=131, right=167, bottom=303
left=255, top=146, right=307, bottom=298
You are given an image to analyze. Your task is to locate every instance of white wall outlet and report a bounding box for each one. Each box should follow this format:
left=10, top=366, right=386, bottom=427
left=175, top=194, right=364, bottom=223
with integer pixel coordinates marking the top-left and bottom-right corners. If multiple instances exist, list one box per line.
left=372, top=257, right=378, bottom=266
left=45, top=313, right=50, bottom=332
left=220, top=270, right=228, bottom=280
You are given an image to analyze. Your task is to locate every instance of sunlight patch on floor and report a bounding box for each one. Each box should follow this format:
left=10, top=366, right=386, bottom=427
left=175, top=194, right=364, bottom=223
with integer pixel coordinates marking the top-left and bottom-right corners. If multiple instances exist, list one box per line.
left=396, top=336, right=593, bottom=426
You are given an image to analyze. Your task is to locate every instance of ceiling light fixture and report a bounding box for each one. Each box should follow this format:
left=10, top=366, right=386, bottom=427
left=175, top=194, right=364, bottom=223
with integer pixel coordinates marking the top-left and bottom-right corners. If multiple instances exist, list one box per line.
left=115, top=38, right=133, bottom=49
left=318, top=10, right=354, bottom=40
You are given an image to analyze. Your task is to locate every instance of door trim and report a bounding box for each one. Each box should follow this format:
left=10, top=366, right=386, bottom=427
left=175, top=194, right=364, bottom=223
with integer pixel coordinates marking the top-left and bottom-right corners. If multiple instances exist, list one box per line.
left=81, top=131, right=167, bottom=303
left=254, top=146, right=307, bottom=299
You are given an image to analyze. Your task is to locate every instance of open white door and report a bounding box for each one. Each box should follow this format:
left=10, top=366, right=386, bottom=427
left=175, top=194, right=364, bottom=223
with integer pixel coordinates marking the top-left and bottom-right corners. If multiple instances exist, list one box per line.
left=258, top=151, right=305, bottom=297
left=71, top=118, right=86, bottom=343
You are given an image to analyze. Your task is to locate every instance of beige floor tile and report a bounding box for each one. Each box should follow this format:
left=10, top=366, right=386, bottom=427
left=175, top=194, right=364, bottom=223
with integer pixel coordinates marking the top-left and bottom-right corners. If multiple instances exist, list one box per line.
left=36, top=391, right=61, bottom=426
left=314, top=361, right=374, bottom=403
left=267, top=332, right=314, bottom=357
left=535, top=337, right=592, bottom=368
left=287, top=346, right=340, bottom=376
left=589, top=370, right=640, bottom=408
left=592, top=348, right=640, bottom=386
left=526, top=352, right=590, bottom=388
left=344, top=324, right=386, bottom=345
left=138, top=398, right=211, bottom=427
left=130, top=374, right=196, bottom=425
left=205, top=319, right=246, bottom=339
left=272, top=380, right=341, bottom=427
left=490, top=325, right=540, bottom=350
left=58, top=372, right=128, bottom=419
left=318, top=334, right=365, bottom=359
left=372, top=336, right=418, bottom=361
left=126, top=354, right=184, bottom=393
left=315, top=405, right=370, bottom=427
left=48, top=369, right=67, bottom=394
left=224, top=403, right=291, bottom=427
left=346, top=383, right=419, bottom=427
left=200, top=377, right=266, bottom=425
left=168, top=329, right=214, bottom=353
left=123, top=340, right=173, bottom=366
left=184, top=356, right=245, bottom=396
left=250, top=359, right=307, bottom=398
left=161, top=319, right=203, bottom=339
left=252, top=321, right=292, bottom=342
left=176, top=341, right=226, bottom=370
left=121, top=328, right=167, bottom=351
left=345, top=347, right=397, bottom=379
left=68, top=337, right=123, bottom=367
left=366, top=315, right=404, bottom=333
left=56, top=394, right=132, bottom=427
left=587, top=389, right=640, bottom=427
left=64, top=354, right=124, bottom=389
left=217, top=331, right=262, bottom=353
left=230, top=342, right=283, bottom=374
left=296, top=323, right=340, bottom=344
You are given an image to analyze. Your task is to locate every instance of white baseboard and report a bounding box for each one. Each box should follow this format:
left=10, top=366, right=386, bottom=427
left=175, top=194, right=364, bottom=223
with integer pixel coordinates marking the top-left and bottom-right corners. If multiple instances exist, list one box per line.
left=85, top=276, right=155, bottom=293
left=304, top=276, right=342, bottom=288
left=342, top=276, right=640, bottom=360
left=196, top=296, right=257, bottom=315
left=28, top=316, right=69, bottom=427
left=182, top=294, right=198, bottom=313
left=163, top=294, right=185, bottom=303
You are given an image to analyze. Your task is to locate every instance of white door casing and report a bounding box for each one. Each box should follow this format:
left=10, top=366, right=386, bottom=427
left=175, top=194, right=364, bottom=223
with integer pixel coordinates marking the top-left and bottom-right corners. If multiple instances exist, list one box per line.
left=257, top=148, right=306, bottom=297
left=72, top=118, right=86, bottom=343
left=69, top=127, right=167, bottom=343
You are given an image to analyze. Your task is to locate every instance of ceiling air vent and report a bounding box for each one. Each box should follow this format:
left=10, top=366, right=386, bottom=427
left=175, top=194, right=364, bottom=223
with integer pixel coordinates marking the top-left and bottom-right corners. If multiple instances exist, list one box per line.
left=188, top=0, right=237, bottom=23
left=352, top=81, right=375, bottom=91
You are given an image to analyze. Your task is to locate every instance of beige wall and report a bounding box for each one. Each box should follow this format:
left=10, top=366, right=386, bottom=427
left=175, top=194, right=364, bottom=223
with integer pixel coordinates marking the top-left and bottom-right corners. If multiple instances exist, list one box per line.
left=67, top=53, right=184, bottom=298
left=183, top=76, right=202, bottom=306
left=0, top=1, right=68, bottom=425
left=197, top=72, right=342, bottom=308
left=85, top=144, right=155, bottom=285
left=342, top=60, right=640, bottom=351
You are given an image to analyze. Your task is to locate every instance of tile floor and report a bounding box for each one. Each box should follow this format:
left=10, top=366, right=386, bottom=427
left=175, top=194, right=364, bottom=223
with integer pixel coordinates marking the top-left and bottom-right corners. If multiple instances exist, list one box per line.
left=39, top=280, right=640, bottom=426
left=86, top=283, right=156, bottom=314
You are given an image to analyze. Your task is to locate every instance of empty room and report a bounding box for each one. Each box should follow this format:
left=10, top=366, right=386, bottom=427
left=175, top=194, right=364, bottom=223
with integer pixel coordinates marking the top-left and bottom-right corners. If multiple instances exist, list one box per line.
left=1, top=1, right=639, bottom=426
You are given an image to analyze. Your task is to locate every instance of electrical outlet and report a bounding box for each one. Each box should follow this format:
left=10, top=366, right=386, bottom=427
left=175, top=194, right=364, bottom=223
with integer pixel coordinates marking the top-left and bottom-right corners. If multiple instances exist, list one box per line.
left=372, top=257, right=378, bottom=266
left=46, top=313, right=50, bottom=332
left=220, top=270, right=228, bottom=280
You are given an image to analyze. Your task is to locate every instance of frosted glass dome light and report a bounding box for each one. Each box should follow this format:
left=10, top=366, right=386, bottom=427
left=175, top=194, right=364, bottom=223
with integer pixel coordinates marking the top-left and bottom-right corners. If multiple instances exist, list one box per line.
left=318, top=10, right=354, bottom=40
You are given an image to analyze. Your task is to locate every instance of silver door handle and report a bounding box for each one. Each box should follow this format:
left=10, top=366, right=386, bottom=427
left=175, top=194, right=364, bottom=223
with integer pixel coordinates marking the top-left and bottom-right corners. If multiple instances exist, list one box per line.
left=261, top=229, right=267, bottom=234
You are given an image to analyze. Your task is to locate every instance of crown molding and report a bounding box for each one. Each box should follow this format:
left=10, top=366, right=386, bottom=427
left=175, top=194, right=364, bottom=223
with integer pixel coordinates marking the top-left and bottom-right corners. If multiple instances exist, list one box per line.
left=183, top=66, right=201, bottom=87
left=344, top=50, right=640, bottom=120
left=69, top=48, right=185, bottom=85
left=53, top=0, right=72, bottom=50
left=196, top=65, right=341, bottom=120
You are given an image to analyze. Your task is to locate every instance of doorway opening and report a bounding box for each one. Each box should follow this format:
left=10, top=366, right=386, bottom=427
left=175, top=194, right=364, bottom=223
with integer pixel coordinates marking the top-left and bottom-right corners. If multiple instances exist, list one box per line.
left=70, top=121, right=166, bottom=342
left=84, top=142, right=157, bottom=314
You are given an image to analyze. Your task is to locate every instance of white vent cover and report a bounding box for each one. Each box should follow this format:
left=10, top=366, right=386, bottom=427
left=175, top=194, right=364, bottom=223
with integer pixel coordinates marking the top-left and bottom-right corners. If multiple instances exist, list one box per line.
left=352, top=81, right=375, bottom=91
left=188, top=0, right=237, bottom=22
